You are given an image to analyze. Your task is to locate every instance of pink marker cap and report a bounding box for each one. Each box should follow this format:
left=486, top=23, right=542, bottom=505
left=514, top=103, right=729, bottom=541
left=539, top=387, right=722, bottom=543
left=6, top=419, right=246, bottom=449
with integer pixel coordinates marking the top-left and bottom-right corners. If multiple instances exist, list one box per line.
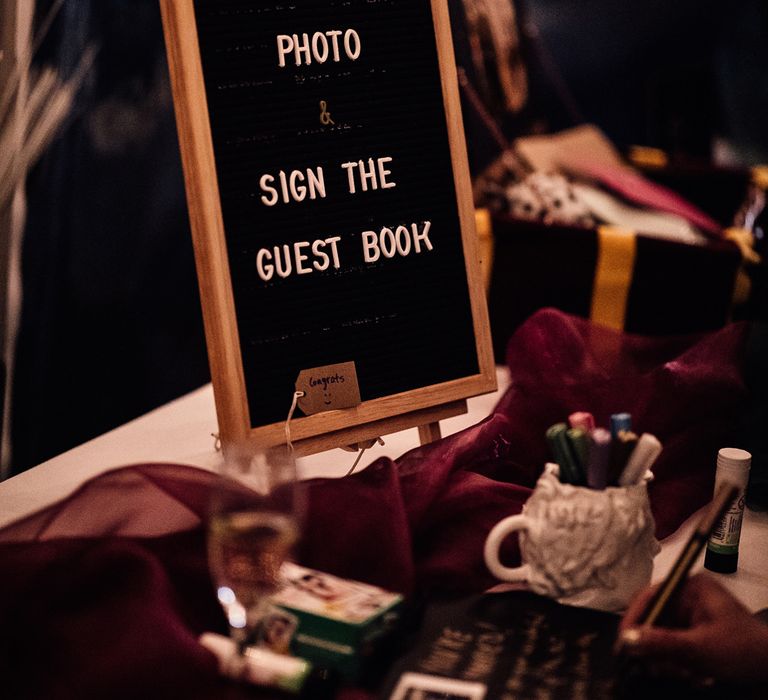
left=568, top=411, right=595, bottom=433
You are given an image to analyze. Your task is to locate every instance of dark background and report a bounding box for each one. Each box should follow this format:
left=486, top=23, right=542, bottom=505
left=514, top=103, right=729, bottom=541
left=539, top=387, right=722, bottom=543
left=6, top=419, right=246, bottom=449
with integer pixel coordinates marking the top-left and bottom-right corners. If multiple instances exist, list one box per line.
left=7, top=0, right=768, bottom=474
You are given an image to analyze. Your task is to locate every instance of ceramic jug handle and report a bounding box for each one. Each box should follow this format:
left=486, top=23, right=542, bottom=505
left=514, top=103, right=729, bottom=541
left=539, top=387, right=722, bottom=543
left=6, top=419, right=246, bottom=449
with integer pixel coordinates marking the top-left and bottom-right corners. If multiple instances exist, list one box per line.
left=484, top=514, right=530, bottom=582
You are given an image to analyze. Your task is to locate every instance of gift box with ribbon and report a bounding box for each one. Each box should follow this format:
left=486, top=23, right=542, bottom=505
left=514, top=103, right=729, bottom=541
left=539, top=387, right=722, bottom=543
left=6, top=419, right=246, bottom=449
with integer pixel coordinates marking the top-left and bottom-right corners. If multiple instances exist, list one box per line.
left=475, top=141, right=766, bottom=360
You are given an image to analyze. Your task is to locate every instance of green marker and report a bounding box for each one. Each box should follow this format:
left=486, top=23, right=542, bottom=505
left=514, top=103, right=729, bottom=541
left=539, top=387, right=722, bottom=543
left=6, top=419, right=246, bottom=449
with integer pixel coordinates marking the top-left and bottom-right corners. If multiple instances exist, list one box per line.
left=566, top=428, right=589, bottom=475
left=546, top=423, right=583, bottom=484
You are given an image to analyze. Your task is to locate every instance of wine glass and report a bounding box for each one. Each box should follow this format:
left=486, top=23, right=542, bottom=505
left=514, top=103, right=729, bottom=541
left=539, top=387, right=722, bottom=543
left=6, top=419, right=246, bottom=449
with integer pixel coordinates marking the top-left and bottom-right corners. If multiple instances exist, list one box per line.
left=207, top=445, right=304, bottom=652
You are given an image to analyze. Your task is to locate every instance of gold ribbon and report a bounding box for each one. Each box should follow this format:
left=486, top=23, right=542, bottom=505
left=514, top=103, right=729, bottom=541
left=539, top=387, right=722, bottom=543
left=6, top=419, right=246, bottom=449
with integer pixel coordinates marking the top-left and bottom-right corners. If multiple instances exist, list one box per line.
left=590, top=225, right=637, bottom=331
left=724, top=227, right=761, bottom=265
left=724, top=227, right=761, bottom=307
left=475, top=208, right=494, bottom=294
left=627, top=145, right=668, bottom=170
left=751, top=165, right=768, bottom=191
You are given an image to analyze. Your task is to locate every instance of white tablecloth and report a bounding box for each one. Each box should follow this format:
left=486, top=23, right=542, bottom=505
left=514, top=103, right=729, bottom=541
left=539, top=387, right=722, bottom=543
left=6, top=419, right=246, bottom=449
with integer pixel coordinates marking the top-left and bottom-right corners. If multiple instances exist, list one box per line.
left=2, top=366, right=766, bottom=611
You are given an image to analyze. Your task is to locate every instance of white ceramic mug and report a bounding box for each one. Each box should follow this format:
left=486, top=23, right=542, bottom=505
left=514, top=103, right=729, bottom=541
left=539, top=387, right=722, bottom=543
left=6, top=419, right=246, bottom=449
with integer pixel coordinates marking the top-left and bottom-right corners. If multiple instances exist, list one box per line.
left=484, top=464, right=660, bottom=612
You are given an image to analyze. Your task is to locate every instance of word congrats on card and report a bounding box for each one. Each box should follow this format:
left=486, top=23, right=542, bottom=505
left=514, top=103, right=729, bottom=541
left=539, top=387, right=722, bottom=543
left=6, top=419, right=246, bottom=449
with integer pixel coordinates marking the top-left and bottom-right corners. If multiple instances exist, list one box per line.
left=160, top=0, right=495, bottom=454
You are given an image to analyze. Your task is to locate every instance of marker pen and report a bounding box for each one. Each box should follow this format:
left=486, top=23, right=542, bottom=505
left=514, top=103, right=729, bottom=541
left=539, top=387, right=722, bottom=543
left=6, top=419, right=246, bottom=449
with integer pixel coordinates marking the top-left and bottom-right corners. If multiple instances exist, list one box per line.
left=610, top=413, right=632, bottom=438
left=608, top=430, right=637, bottom=486
left=200, top=632, right=310, bottom=692
left=618, top=433, right=662, bottom=486
left=586, top=428, right=611, bottom=490
left=566, top=428, right=589, bottom=472
left=200, top=633, right=337, bottom=698
left=568, top=411, right=595, bottom=433
left=546, top=423, right=583, bottom=484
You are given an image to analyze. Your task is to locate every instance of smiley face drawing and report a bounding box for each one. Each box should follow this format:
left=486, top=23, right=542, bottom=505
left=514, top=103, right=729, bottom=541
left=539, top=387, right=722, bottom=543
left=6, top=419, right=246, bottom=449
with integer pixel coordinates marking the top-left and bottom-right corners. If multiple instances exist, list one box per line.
left=300, top=365, right=360, bottom=416
left=307, top=372, right=346, bottom=409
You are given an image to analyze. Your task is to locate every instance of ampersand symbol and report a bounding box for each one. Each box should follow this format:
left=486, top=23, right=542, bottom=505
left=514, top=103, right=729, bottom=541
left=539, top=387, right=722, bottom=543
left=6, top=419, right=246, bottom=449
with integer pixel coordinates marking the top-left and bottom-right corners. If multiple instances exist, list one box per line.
left=319, top=100, right=335, bottom=125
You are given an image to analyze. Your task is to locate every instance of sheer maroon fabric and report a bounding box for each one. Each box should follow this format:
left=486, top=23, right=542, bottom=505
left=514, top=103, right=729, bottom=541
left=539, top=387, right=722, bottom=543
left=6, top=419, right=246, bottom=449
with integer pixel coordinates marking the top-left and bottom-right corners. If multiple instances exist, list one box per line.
left=0, top=420, right=527, bottom=700
left=495, top=308, right=748, bottom=536
left=0, top=309, right=748, bottom=698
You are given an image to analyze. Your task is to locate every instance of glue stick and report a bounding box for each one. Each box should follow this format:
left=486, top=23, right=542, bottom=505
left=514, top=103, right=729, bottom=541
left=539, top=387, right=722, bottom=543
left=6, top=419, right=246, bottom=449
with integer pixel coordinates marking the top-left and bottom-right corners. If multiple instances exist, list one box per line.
left=704, top=448, right=751, bottom=574
left=199, top=632, right=339, bottom=698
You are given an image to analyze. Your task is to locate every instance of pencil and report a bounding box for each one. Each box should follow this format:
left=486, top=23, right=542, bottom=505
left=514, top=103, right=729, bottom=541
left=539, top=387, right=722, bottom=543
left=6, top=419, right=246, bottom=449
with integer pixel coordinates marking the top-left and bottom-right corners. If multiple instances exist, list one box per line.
left=622, top=480, right=740, bottom=640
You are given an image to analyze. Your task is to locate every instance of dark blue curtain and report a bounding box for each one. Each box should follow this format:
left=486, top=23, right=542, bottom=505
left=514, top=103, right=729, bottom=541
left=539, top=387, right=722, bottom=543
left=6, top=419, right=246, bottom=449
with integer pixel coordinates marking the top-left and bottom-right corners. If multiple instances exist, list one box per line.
left=11, top=0, right=208, bottom=473
left=451, top=0, right=768, bottom=167
left=11, top=0, right=768, bottom=474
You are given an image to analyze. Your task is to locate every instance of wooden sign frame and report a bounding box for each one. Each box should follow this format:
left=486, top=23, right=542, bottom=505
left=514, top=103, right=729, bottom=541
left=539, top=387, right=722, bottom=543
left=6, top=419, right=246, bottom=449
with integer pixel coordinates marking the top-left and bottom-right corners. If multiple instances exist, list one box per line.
left=160, top=0, right=496, bottom=455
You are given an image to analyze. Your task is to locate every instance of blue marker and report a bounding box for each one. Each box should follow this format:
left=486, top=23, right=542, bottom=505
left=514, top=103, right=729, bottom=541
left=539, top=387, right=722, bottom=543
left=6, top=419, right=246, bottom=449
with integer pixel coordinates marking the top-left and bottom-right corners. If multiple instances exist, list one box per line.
left=610, top=412, right=632, bottom=438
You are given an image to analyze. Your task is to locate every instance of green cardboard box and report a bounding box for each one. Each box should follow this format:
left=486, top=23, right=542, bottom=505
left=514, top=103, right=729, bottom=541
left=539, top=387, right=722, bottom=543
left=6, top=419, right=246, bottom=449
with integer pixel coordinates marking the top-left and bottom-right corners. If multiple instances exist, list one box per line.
left=270, top=563, right=403, bottom=680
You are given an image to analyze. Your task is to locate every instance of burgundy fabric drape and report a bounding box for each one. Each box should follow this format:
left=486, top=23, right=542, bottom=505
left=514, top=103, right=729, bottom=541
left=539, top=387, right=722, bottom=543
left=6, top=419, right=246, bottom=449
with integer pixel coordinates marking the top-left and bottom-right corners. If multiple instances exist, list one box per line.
left=496, top=308, right=748, bottom=536
left=0, top=309, right=748, bottom=698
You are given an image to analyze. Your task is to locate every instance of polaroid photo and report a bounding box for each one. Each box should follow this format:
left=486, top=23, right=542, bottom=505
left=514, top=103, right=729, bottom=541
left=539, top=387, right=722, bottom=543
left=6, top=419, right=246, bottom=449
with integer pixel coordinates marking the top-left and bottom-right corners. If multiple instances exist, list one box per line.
left=389, top=672, right=487, bottom=700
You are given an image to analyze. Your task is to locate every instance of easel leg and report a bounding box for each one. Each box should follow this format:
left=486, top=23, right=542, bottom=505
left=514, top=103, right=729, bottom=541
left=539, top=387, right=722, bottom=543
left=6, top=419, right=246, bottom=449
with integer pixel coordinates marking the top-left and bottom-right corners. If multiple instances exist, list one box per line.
left=418, top=421, right=442, bottom=446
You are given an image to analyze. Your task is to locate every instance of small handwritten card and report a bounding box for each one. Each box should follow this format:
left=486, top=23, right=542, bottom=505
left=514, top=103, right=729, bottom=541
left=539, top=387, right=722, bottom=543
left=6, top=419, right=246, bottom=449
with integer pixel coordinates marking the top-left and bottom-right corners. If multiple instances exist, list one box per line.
left=295, top=362, right=361, bottom=415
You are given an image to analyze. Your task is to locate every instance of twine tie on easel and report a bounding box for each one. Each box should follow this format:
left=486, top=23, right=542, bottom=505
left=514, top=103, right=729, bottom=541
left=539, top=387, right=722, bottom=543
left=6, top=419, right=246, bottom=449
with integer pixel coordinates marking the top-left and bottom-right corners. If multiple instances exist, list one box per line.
left=283, top=390, right=384, bottom=477
left=284, top=391, right=305, bottom=457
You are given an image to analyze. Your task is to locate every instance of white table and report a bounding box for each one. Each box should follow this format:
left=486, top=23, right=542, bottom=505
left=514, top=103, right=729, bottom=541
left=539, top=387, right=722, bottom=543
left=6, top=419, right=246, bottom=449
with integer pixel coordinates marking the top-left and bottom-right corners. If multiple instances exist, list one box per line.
left=1, top=366, right=766, bottom=611
left=0, top=368, right=510, bottom=525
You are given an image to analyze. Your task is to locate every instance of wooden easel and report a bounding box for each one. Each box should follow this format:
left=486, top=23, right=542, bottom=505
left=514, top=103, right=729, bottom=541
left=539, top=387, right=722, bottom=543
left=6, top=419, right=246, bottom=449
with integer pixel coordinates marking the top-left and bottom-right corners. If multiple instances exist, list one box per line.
left=160, top=1, right=496, bottom=458
left=418, top=420, right=445, bottom=446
